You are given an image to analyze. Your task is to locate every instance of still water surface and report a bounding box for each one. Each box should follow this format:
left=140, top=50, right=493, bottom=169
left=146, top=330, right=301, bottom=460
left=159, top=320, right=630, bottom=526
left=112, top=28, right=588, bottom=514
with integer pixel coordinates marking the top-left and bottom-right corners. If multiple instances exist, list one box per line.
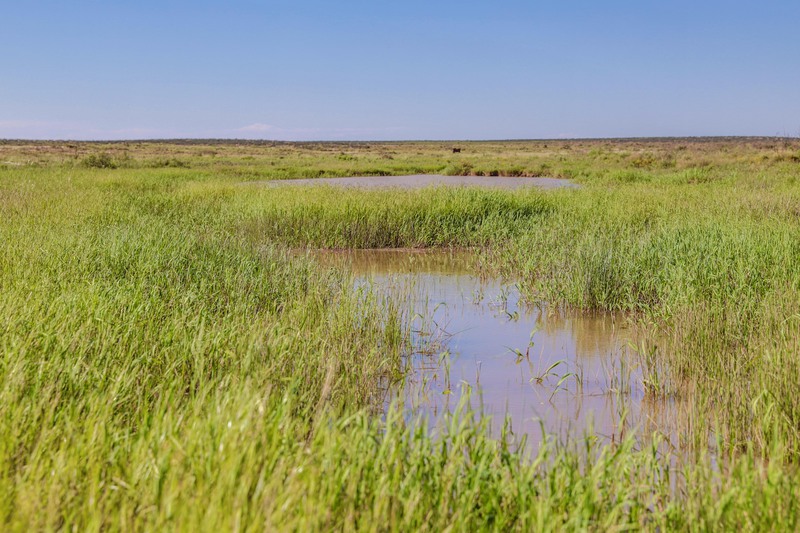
left=261, top=174, right=577, bottom=190
left=315, top=249, right=681, bottom=450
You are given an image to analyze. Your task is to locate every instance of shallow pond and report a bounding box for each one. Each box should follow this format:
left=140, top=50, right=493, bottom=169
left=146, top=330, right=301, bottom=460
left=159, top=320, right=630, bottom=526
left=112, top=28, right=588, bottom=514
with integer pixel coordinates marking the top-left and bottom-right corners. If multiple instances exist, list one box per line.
left=314, top=249, right=682, bottom=451
left=258, top=174, right=577, bottom=190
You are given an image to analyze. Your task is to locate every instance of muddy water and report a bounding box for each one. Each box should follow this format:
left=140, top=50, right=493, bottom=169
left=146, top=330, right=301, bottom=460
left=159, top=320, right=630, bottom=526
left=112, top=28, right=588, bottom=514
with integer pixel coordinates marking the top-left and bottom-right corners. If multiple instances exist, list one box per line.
left=259, top=174, right=577, bottom=190
left=315, top=249, right=680, bottom=450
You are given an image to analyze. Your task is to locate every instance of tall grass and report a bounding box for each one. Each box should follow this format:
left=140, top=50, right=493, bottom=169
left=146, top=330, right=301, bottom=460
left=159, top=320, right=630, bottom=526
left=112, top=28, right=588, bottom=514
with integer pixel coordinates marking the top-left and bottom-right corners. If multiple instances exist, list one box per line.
left=2, top=139, right=800, bottom=530
left=232, top=177, right=800, bottom=455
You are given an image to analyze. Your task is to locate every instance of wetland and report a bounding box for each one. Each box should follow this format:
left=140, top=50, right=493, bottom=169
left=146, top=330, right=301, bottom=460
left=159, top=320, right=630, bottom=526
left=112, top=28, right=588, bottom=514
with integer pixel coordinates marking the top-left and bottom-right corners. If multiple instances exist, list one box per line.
left=257, top=173, right=578, bottom=189
left=314, top=248, right=680, bottom=451
left=2, top=138, right=800, bottom=530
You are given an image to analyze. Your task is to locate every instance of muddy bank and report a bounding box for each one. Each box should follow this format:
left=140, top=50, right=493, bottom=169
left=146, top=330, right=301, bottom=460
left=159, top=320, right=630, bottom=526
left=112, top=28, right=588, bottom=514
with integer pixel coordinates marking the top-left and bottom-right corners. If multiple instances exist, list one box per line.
left=252, top=174, right=578, bottom=190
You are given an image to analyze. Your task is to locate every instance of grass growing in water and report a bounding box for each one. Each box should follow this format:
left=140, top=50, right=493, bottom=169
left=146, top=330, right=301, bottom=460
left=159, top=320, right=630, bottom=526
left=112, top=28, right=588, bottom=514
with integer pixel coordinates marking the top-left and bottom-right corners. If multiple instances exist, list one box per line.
left=2, top=138, right=800, bottom=530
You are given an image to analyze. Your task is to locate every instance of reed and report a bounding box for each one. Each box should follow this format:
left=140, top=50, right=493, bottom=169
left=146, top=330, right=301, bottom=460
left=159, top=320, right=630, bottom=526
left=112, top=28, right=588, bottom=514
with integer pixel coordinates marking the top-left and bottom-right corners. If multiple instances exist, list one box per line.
left=2, top=138, right=800, bottom=530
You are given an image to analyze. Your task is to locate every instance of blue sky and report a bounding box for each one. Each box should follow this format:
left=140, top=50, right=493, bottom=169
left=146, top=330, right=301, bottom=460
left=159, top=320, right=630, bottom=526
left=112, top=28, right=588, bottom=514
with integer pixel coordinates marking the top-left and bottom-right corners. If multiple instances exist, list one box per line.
left=2, top=1, right=798, bottom=140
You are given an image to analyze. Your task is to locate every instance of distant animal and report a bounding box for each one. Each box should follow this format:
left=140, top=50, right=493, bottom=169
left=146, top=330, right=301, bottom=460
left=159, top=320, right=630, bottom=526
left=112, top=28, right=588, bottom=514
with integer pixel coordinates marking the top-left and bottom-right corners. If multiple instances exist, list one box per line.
left=452, top=148, right=461, bottom=153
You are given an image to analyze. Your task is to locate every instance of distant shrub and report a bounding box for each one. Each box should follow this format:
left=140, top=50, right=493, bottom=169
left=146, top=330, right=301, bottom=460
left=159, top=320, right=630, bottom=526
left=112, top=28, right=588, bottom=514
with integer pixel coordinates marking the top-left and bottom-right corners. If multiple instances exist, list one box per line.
left=81, top=153, right=117, bottom=169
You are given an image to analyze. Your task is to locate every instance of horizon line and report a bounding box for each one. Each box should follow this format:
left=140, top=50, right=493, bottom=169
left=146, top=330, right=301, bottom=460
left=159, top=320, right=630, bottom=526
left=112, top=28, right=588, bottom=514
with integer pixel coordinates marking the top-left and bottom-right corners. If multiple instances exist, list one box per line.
left=2, top=135, right=799, bottom=144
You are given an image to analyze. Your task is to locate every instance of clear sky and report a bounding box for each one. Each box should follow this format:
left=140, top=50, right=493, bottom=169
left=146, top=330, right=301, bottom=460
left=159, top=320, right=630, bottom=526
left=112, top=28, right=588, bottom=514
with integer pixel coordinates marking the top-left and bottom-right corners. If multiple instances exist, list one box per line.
left=2, top=1, right=799, bottom=140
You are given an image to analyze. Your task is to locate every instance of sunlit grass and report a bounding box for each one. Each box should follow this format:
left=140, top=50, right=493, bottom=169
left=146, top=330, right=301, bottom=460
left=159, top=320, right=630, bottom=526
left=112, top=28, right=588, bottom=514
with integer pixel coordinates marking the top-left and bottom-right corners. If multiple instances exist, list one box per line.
left=1, top=138, right=800, bottom=530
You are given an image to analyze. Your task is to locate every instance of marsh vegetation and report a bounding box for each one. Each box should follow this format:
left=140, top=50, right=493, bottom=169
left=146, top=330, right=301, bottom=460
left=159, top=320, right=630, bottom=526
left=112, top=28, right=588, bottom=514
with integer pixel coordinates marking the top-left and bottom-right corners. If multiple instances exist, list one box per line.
left=2, top=138, right=800, bottom=530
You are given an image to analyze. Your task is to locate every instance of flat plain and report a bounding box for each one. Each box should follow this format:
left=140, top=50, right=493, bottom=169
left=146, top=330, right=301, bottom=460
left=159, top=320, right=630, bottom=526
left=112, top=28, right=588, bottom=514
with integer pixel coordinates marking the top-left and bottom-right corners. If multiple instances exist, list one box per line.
left=2, top=137, right=800, bottom=530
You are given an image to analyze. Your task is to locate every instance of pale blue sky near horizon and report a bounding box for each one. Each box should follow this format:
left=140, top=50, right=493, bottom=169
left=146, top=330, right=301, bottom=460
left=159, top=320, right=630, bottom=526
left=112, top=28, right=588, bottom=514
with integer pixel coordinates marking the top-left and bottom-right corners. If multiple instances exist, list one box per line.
left=2, top=1, right=798, bottom=141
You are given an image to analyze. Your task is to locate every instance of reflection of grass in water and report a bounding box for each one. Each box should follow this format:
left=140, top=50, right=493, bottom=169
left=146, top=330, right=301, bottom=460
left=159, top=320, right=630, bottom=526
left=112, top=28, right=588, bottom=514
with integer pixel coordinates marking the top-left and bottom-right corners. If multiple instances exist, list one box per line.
left=3, top=139, right=800, bottom=528
left=248, top=174, right=800, bottom=458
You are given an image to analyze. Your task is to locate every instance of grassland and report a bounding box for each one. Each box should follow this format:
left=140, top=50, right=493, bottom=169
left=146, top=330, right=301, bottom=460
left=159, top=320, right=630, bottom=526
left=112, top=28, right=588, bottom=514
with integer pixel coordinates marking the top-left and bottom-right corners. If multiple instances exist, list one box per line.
left=2, top=138, right=800, bottom=530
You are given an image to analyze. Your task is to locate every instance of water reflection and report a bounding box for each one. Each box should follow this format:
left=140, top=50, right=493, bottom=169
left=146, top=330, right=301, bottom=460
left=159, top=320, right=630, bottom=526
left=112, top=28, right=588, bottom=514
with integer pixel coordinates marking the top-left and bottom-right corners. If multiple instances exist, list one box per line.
left=260, top=174, right=578, bottom=190
left=314, top=249, right=681, bottom=451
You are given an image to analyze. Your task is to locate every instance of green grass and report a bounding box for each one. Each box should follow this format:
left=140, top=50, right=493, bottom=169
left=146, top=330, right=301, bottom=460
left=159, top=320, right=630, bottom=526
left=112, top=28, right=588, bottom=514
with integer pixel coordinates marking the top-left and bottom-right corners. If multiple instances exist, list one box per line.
left=2, top=138, right=800, bottom=530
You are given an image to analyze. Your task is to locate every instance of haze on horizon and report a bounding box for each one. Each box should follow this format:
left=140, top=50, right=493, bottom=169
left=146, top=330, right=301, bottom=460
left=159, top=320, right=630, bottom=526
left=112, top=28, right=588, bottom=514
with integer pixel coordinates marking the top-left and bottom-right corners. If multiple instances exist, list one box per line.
left=2, top=0, right=798, bottom=141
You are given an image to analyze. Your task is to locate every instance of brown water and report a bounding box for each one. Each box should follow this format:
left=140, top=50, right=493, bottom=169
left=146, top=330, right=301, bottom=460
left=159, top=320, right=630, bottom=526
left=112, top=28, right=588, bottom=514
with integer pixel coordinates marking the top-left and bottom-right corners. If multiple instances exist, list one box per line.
left=314, top=249, right=683, bottom=451
left=258, top=174, right=577, bottom=190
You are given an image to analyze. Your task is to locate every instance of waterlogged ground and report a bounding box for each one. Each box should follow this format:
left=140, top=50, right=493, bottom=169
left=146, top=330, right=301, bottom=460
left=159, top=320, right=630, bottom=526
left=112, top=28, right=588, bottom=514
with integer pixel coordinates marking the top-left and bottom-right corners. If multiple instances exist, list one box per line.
left=259, top=174, right=578, bottom=189
left=5, top=140, right=800, bottom=528
left=315, top=249, right=684, bottom=452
